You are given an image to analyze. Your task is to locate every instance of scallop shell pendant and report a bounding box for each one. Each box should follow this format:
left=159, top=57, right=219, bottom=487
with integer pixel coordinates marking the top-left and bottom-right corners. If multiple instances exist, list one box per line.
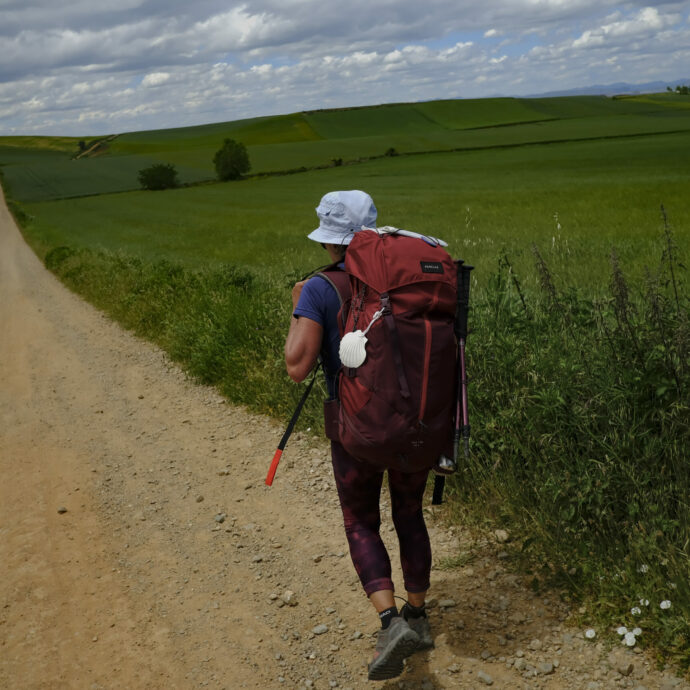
left=339, top=330, right=368, bottom=368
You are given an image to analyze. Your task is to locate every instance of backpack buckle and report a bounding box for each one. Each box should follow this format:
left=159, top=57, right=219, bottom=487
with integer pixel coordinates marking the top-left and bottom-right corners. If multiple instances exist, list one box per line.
left=380, top=293, right=391, bottom=313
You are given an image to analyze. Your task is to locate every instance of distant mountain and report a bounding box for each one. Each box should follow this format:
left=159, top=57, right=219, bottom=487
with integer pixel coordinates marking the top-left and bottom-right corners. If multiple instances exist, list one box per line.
left=524, top=79, right=690, bottom=98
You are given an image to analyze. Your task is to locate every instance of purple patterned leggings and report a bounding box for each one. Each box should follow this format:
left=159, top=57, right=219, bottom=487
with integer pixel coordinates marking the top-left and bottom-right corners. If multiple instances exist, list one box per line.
left=330, top=441, right=432, bottom=597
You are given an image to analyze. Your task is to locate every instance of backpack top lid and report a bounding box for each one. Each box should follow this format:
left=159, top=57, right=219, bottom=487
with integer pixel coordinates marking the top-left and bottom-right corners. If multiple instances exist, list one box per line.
left=345, top=227, right=456, bottom=294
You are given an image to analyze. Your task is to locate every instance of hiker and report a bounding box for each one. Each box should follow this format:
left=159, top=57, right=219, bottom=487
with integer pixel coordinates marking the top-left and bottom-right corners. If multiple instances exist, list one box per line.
left=284, top=190, right=434, bottom=681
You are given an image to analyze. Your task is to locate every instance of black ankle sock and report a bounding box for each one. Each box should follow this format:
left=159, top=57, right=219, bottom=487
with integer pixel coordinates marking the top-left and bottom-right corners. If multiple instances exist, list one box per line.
left=404, top=602, right=426, bottom=619
left=378, top=606, right=399, bottom=629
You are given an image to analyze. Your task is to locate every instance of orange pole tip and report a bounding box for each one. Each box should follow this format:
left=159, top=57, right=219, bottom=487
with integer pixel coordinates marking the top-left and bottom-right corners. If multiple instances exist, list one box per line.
left=265, top=448, right=283, bottom=486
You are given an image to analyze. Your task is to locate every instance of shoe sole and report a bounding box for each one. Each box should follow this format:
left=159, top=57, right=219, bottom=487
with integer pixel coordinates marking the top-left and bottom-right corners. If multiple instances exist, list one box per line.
left=367, top=629, right=419, bottom=681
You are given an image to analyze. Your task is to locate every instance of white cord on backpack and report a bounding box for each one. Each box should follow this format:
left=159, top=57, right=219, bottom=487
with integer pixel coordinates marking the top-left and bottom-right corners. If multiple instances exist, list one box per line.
left=364, top=225, right=448, bottom=247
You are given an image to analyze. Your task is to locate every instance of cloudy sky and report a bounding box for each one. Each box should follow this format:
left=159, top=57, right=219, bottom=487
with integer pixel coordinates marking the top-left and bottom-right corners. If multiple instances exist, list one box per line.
left=1, top=1, right=689, bottom=136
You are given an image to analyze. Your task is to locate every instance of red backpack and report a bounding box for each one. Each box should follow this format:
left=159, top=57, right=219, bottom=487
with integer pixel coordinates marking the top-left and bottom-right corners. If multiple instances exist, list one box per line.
left=322, top=227, right=458, bottom=472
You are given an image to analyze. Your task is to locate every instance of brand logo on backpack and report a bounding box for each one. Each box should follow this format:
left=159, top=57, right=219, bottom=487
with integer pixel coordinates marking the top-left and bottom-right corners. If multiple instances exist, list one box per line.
left=420, top=261, right=444, bottom=274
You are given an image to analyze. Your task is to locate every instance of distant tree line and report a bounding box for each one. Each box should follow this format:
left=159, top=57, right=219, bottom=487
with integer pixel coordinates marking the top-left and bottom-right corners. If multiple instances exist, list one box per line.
left=138, top=163, right=179, bottom=191
left=666, top=84, right=689, bottom=95
left=137, top=138, right=251, bottom=191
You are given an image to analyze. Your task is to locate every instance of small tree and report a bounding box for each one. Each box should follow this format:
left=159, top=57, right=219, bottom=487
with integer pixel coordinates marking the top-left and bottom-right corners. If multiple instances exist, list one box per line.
left=138, top=163, right=179, bottom=191
left=213, top=138, right=250, bottom=181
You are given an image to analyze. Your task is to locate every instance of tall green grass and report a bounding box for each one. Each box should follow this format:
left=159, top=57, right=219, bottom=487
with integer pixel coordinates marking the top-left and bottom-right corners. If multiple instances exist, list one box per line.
left=41, top=246, right=313, bottom=425
left=448, top=215, right=689, bottom=667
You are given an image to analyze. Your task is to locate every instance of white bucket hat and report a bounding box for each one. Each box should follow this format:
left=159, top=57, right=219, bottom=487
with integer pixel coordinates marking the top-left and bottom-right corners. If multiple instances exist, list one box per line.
left=307, top=190, right=377, bottom=245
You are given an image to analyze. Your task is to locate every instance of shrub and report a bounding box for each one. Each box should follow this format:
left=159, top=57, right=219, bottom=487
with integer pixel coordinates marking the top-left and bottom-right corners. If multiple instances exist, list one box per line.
left=213, top=138, right=251, bottom=181
left=137, top=163, right=179, bottom=191
left=449, top=212, right=688, bottom=667
left=6, top=198, right=29, bottom=226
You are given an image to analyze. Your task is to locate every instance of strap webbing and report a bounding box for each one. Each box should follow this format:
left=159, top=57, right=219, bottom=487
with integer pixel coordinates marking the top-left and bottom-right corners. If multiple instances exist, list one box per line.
left=381, top=293, right=410, bottom=399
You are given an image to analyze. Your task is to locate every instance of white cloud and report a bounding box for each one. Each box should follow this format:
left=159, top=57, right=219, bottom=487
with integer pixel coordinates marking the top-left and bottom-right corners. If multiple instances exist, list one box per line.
left=0, top=1, right=689, bottom=134
left=573, top=6, right=680, bottom=48
left=142, top=72, right=171, bottom=87
left=192, top=7, right=283, bottom=50
left=250, top=64, right=273, bottom=76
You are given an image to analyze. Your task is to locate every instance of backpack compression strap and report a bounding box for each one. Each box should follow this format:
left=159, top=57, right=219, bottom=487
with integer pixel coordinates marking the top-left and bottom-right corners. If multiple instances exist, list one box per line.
left=379, top=293, right=411, bottom=399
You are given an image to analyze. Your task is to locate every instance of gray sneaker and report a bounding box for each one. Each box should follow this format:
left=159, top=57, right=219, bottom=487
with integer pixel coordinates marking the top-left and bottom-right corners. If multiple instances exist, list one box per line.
left=401, top=604, right=434, bottom=651
left=367, top=616, right=420, bottom=681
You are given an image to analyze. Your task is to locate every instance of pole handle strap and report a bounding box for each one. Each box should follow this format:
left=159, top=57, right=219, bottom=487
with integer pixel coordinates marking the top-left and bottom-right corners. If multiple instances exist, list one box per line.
left=432, top=475, right=445, bottom=505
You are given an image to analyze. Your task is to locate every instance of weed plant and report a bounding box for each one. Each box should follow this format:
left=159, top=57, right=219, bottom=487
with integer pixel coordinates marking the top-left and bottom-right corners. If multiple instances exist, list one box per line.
left=448, top=208, right=689, bottom=669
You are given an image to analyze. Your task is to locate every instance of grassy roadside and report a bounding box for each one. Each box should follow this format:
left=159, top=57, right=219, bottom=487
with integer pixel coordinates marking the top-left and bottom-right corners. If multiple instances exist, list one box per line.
left=13, top=200, right=688, bottom=672
left=449, top=228, right=689, bottom=669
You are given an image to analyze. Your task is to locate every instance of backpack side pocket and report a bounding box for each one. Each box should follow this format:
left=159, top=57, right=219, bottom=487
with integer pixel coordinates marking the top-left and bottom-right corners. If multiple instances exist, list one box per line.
left=323, top=398, right=341, bottom=442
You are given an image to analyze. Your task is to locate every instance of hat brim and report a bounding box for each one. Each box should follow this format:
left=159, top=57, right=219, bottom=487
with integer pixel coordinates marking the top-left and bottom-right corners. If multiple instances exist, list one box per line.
left=307, top=226, right=356, bottom=245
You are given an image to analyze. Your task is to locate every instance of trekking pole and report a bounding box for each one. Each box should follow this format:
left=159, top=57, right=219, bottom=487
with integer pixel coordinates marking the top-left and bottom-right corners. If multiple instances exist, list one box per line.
left=457, top=263, right=473, bottom=461
left=432, top=261, right=473, bottom=505
left=265, top=362, right=322, bottom=486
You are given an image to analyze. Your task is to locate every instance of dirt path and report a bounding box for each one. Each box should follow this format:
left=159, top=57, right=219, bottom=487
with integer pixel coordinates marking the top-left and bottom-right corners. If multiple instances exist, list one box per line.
left=0, top=186, right=687, bottom=690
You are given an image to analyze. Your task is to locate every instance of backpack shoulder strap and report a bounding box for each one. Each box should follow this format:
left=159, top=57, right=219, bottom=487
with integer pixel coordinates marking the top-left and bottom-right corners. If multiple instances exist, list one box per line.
left=314, top=265, right=351, bottom=306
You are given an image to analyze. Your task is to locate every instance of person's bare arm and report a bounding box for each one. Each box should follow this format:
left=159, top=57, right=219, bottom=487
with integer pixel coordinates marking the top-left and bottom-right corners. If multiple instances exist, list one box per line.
left=284, top=280, right=323, bottom=382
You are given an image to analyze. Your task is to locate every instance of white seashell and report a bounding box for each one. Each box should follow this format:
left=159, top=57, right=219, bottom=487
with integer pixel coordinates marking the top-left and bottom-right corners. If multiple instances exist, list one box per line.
left=339, top=330, right=368, bottom=368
